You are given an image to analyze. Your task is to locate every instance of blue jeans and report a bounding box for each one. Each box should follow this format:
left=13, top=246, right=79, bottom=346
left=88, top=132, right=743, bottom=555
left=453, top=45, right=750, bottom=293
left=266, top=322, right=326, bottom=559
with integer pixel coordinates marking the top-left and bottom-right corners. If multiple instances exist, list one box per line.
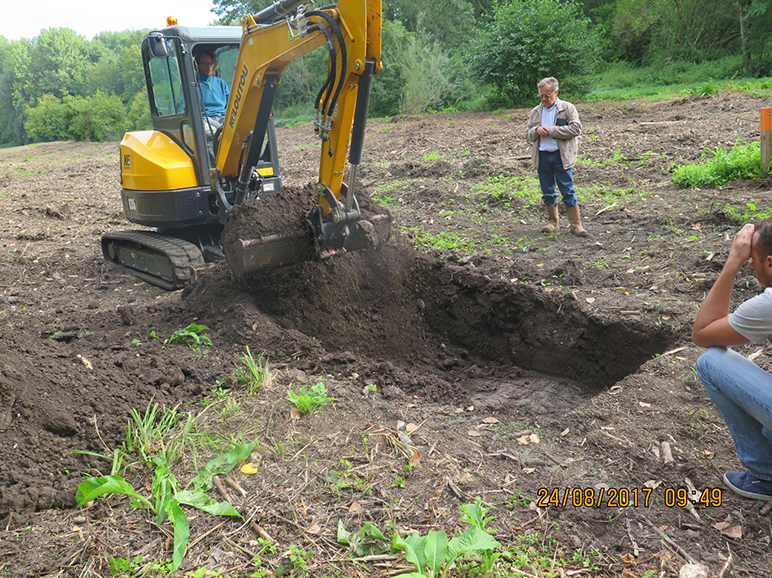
left=538, top=150, right=577, bottom=207
left=696, top=347, right=772, bottom=480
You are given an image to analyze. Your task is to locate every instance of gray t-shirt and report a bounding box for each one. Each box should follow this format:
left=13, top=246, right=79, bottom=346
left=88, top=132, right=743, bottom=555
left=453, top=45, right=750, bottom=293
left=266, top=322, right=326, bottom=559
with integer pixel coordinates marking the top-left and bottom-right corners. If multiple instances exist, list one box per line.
left=729, top=287, right=772, bottom=344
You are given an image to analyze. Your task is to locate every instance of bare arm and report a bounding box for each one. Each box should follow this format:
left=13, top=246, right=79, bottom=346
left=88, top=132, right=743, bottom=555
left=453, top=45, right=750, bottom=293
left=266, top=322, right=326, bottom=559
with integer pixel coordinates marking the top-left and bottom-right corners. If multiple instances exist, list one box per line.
left=692, top=223, right=754, bottom=347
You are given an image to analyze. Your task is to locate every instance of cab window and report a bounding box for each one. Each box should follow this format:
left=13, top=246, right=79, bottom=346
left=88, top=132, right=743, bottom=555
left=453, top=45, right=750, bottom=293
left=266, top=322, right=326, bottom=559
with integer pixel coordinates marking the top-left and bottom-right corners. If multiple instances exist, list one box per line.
left=148, top=41, right=185, bottom=117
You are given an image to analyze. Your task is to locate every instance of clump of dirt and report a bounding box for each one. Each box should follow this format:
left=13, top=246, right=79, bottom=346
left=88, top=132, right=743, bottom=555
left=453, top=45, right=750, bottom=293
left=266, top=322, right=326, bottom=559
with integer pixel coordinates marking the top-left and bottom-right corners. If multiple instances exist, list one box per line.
left=2, top=94, right=772, bottom=576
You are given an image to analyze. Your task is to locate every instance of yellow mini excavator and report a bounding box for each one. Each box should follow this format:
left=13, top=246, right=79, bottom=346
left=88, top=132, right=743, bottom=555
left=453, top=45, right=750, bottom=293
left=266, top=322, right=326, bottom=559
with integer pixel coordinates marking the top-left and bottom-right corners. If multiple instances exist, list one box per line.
left=102, top=0, right=390, bottom=289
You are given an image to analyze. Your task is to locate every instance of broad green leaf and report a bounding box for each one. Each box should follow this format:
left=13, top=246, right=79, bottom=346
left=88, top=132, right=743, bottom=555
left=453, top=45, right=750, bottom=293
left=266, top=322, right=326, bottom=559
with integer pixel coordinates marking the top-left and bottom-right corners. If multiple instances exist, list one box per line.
left=424, top=530, right=448, bottom=577
left=396, top=532, right=427, bottom=573
left=191, top=442, right=256, bottom=490
left=361, top=523, right=387, bottom=542
left=337, top=519, right=355, bottom=545
left=392, top=574, right=426, bottom=578
left=447, top=527, right=501, bottom=563
left=175, top=490, right=242, bottom=517
left=169, top=500, right=190, bottom=570
left=75, top=475, right=152, bottom=510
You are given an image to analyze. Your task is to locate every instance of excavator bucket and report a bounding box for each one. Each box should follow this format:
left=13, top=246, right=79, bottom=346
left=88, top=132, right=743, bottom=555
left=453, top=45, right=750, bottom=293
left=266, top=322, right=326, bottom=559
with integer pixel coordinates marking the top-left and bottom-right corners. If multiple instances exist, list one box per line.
left=220, top=191, right=391, bottom=278
left=222, top=214, right=391, bottom=277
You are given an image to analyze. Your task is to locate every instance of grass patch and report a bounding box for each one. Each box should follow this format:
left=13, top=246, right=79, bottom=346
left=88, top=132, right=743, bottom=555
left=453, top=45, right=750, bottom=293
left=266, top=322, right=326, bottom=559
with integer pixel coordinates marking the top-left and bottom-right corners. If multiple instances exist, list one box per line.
left=471, top=175, right=541, bottom=207
left=585, top=57, right=772, bottom=102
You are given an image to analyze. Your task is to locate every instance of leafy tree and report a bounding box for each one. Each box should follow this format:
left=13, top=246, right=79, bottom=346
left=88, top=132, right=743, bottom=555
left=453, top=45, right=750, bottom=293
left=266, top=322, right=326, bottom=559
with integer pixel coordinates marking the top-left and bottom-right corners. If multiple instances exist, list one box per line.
left=370, top=19, right=408, bottom=117
left=24, top=94, right=71, bottom=141
left=66, top=91, right=128, bottom=141
left=27, top=28, right=93, bottom=101
left=212, top=0, right=269, bottom=24
left=127, top=89, right=153, bottom=130
left=383, top=0, right=477, bottom=49
left=469, top=0, right=603, bottom=107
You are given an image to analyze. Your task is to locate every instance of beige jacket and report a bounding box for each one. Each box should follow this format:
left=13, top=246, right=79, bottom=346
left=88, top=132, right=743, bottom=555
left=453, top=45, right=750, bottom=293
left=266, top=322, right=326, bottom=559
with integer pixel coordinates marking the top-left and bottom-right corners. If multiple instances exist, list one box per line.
left=526, top=98, right=582, bottom=170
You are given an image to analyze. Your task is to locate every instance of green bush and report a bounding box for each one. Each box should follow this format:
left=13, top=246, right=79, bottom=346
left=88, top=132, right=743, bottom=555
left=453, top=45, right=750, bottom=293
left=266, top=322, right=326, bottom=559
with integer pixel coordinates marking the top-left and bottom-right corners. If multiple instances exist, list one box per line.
left=672, top=141, right=762, bottom=188
left=24, top=94, right=71, bottom=141
left=67, top=90, right=128, bottom=141
left=469, top=0, right=603, bottom=107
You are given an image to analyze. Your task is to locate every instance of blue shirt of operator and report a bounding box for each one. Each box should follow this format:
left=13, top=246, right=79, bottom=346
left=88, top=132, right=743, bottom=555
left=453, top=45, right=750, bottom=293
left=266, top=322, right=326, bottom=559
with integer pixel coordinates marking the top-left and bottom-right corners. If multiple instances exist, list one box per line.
left=539, top=103, right=559, bottom=152
left=197, top=73, right=230, bottom=118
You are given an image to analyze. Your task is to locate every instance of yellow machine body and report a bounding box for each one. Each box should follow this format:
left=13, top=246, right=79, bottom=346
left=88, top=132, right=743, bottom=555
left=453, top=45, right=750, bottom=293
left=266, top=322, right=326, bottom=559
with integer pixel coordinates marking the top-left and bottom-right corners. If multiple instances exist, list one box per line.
left=120, top=131, right=198, bottom=191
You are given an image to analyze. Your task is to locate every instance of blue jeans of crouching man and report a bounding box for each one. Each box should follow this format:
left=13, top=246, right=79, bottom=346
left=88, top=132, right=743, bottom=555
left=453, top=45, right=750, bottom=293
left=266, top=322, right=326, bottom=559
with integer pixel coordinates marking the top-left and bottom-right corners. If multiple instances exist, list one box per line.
left=696, top=346, right=772, bottom=480
left=538, top=149, right=577, bottom=207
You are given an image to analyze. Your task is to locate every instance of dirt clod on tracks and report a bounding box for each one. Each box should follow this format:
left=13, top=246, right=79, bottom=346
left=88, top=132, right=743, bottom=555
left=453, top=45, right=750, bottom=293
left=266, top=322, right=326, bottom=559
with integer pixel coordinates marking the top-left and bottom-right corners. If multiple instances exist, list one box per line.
left=2, top=93, right=772, bottom=576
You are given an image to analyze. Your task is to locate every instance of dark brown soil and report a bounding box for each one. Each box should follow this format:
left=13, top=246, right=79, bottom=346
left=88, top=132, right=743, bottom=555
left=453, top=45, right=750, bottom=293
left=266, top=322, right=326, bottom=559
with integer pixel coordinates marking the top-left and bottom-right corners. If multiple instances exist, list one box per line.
left=2, top=92, right=772, bottom=577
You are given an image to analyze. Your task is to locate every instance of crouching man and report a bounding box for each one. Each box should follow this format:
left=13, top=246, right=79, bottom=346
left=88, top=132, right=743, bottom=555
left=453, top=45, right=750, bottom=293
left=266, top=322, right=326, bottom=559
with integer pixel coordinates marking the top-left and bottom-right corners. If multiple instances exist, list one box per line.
left=693, top=220, right=772, bottom=500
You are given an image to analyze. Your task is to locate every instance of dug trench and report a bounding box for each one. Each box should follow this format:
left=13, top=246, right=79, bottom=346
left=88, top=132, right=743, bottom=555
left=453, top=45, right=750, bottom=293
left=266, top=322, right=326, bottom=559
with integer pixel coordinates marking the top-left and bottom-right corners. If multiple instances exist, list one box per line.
left=183, top=238, right=678, bottom=418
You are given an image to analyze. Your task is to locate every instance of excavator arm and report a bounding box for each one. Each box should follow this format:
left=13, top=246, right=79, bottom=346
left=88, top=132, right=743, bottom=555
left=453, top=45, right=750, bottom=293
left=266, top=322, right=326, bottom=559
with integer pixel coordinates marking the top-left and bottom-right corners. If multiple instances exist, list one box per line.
left=215, top=0, right=389, bottom=276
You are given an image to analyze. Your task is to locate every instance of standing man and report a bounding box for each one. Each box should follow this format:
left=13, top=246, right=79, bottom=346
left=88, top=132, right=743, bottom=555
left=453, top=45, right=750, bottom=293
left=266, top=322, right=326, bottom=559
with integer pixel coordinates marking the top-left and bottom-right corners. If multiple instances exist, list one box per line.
left=692, top=220, right=772, bottom=501
left=195, top=50, right=230, bottom=134
left=526, top=77, right=587, bottom=237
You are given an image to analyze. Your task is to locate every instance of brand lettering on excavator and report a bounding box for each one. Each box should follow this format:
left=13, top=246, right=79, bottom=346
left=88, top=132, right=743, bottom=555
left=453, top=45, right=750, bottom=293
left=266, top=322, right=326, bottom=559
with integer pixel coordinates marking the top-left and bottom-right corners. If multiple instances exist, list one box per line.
left=229, top=64, right=249, bottom=129
left=123, top=154, right=131, bottom=170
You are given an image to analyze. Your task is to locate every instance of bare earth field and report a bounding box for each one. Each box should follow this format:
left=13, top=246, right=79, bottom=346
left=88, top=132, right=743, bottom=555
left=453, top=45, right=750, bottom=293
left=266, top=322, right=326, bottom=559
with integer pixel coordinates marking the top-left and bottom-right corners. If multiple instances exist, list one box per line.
left=2, top=92, right=772, bottom=577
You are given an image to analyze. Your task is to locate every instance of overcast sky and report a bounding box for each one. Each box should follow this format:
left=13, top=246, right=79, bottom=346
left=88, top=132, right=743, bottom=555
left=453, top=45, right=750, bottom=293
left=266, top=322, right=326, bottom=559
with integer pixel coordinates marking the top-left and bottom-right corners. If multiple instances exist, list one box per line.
left=1, top=0, right=220, bottom=41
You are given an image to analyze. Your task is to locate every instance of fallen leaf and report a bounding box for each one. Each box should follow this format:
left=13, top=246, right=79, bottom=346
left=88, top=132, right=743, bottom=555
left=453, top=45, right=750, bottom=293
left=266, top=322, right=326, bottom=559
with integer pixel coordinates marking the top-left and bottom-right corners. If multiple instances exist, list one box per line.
left=483, top=417, right=499, bottom=424
left=516, top=435, right=530, bottom=445
left=241, top=462, right=259, bottom=475
left=410, top=450, right=421, bottom=466
left=528, top=433, right=540, bottom=444
left=702, top=449, right=715, bottom=458
left=661, top=313, right=672, bottom=321
left=644, top=479, right=662, bottom=490
left=468, top=430, right=481, bottom=437
left=405, top=422, right=419, bottom=433
left=639, top=401, right=651, bottom=408
left=620, top=553, right=636, bottom=564
left=290, top=407, right=301, bottom=420
left=398, top=431, right=412, bottom=444
left=305, top=522, right=321, bottom=534
left=349, top=502, right=364, bottom=514
left=586, top=297, right=596, bottom=303
left=522, top=467, right=536, bottom=474
left=715, top=523, right=742, bottom=539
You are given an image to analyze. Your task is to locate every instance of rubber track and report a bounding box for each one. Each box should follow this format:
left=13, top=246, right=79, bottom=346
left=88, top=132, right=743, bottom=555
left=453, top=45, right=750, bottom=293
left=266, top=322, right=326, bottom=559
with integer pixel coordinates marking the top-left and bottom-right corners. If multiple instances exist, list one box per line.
left=102, top=230, right=206, bottom=290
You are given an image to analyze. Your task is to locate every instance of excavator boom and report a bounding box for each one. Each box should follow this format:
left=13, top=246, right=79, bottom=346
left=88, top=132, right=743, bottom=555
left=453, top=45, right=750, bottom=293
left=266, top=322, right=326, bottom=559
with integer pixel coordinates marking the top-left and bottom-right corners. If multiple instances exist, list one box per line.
left=216, top=0, right=389, bottom=277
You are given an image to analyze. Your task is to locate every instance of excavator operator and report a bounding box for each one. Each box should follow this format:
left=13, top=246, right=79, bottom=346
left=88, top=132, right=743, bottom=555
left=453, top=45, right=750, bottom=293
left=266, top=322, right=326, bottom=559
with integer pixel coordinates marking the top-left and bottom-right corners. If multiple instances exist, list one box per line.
left=194, top=50, right=230, bottom=135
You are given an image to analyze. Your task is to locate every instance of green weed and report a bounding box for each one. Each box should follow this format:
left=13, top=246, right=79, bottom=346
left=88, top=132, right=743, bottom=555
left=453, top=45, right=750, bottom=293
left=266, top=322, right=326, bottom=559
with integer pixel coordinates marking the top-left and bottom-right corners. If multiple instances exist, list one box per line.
left=287, top=381, right=336, bottom=415
left=409, top=228, right=478, bottom=255
left=724, top=201, right=772, bottom=223
left=165, top=323, right=212, bottom=353
left=231, top=347, right=270, bottom=395
left=76, top=398, right=255, bottom=571
left=672, top=141, right=762, bottom=187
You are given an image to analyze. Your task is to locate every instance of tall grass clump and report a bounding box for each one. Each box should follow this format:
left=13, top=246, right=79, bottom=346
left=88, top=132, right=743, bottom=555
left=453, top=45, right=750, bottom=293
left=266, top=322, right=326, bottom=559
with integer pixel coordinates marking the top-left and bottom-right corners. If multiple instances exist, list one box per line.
left=672, top=141, right=762, bottom=188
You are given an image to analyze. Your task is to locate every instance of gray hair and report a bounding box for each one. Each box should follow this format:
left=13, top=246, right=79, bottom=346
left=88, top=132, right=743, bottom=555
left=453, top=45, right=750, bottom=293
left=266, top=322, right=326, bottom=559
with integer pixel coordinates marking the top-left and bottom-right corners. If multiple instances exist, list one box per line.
left=537, top=77, right=559, bottom=92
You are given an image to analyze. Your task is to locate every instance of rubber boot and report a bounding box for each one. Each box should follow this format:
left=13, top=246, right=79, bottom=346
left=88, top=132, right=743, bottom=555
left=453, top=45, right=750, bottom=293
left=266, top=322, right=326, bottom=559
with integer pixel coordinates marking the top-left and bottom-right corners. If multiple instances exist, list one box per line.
left=541, top=203, right=560, bottom=234
left=566, top=205, right=588, bottom=237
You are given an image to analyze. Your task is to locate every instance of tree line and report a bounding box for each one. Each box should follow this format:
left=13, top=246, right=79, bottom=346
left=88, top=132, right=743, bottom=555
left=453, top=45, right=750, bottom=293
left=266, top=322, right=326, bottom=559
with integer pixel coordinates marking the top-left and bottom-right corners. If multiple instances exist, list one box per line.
left=1, top=0, right=771, bottom=146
